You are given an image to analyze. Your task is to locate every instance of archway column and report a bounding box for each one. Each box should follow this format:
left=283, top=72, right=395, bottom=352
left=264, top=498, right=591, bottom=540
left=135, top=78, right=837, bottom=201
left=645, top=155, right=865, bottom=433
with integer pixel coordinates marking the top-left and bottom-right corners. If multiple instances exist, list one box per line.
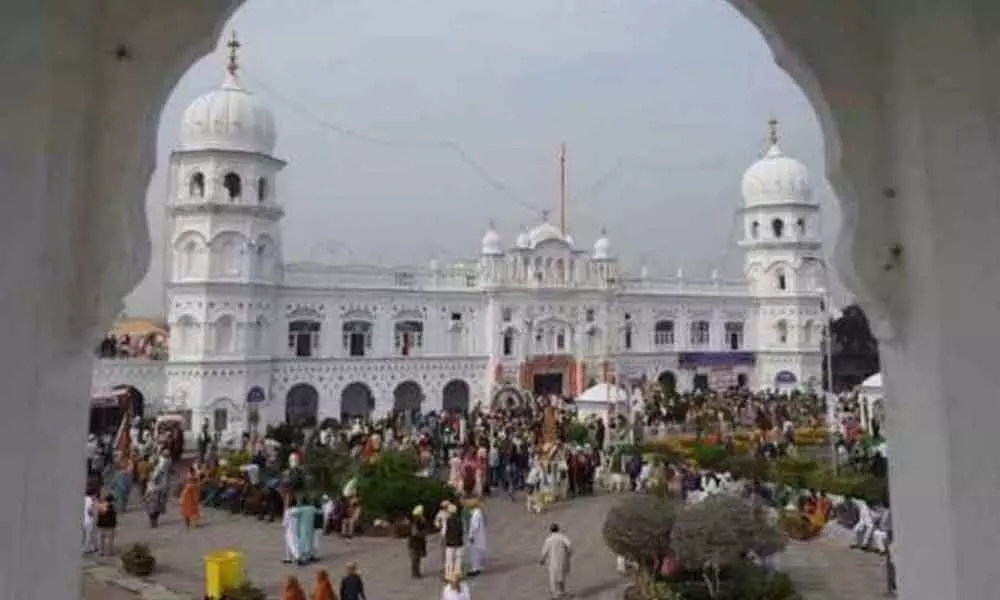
left=0, top=2, right=238, bottom=597
left=737, top=1, right=1000, bottom=598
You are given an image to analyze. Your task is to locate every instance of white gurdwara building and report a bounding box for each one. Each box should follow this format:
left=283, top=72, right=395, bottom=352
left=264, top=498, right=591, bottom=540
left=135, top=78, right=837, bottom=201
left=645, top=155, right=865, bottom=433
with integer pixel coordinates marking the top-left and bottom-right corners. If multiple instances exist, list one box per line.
left=91, top=47, right=825, bottom=435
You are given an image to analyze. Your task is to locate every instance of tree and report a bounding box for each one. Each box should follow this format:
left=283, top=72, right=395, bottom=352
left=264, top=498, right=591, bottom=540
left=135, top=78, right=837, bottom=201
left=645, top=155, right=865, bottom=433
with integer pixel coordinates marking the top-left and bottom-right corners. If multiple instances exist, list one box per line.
left=602, top=494, right=677, bottom=575
left=670, top=496, right=786, bottom=598
left=825, top=303, right=880, bottom=391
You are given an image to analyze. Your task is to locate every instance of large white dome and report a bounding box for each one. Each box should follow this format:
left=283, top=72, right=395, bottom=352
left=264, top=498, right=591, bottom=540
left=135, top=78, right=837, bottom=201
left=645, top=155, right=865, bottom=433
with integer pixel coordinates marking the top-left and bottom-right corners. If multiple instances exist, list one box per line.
left=740, top=143, right=810, bottom=206
left=528, top=221, right=566, bottom=247
left=179, top=71, right=277, bottom=155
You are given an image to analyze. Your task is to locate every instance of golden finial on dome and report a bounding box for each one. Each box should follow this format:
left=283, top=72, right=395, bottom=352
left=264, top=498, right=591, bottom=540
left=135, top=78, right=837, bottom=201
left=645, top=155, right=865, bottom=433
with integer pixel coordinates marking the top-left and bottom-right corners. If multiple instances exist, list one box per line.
left=226, top=30, right=241, bottom=76
left=768, top=117, right=779, bottom=146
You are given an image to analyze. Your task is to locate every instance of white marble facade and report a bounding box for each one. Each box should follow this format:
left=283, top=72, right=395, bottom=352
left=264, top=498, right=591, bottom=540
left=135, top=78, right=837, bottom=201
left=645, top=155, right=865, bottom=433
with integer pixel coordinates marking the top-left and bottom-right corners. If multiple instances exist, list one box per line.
left=92, top=55, right=824, bottom=435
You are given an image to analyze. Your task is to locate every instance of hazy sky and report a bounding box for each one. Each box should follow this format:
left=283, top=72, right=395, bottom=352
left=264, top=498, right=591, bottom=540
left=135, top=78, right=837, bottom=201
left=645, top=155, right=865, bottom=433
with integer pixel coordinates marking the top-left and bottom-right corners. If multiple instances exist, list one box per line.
left=126, top=0, right=841, bottom=316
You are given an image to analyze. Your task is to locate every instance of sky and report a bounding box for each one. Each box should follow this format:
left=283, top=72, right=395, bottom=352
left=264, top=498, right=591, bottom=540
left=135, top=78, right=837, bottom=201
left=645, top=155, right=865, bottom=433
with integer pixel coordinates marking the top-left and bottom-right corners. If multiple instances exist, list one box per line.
left=125, top=0, right=842, bottom=316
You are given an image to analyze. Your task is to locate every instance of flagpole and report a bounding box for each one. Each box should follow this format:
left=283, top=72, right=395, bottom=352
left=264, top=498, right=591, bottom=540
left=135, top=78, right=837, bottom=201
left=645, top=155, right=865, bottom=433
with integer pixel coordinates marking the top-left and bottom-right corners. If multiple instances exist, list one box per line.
left=560, top=143, right=567, bottom=235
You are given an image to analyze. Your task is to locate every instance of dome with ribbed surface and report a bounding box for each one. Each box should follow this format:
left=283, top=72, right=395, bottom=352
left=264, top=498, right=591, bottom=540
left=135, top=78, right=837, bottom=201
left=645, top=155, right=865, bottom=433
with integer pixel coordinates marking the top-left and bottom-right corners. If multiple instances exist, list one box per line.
left=740, top=143, right=810, bottom=206
left=179, top=71, right=276, bottom=154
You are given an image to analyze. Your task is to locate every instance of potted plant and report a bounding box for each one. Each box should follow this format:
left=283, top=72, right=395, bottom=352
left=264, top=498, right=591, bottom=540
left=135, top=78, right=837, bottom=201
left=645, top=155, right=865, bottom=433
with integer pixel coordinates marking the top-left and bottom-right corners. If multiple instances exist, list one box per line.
left=120, top=543, right=155, bottom=577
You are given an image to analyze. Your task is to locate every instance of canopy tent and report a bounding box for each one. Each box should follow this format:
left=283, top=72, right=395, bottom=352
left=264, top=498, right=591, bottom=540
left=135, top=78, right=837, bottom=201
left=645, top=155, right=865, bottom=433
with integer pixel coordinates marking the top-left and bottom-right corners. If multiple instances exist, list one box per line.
left=574, top=383, right=628, bottom=419
left=108, top=318, right=167, bottom=337
left=857, top=372, right=885, bottom=432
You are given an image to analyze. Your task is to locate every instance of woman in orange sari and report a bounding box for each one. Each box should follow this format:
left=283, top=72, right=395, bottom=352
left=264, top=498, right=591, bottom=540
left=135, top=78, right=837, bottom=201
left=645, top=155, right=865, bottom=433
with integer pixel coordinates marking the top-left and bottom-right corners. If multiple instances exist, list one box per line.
left=312, top=569, right=337, bottom=600
left=282, top=575, right=307, bottom=600
left=179, top=475, right=200, bottom=529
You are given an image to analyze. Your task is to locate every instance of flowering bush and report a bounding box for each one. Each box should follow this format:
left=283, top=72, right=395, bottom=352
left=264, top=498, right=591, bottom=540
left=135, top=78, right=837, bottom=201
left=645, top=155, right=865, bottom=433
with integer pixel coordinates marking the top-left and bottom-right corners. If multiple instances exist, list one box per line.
left=779, top=509, right=824, bottom=541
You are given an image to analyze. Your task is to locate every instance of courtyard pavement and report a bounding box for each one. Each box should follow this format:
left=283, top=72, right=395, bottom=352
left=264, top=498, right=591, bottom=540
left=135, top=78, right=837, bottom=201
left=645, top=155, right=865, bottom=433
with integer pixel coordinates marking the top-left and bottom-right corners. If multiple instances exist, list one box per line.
left=83, top=492, right=886, bottom=600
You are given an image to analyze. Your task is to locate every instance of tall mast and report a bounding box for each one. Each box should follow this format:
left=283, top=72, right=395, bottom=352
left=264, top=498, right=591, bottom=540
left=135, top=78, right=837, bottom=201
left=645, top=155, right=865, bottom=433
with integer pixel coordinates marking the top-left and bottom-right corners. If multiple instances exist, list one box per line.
left=559, top=142, right=567, bottom=234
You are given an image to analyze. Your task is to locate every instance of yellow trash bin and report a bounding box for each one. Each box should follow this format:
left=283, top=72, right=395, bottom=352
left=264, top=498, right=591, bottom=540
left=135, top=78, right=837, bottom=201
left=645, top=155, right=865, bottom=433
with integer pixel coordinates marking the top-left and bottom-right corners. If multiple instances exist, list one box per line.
left=205, top=550, right=246, bottom=599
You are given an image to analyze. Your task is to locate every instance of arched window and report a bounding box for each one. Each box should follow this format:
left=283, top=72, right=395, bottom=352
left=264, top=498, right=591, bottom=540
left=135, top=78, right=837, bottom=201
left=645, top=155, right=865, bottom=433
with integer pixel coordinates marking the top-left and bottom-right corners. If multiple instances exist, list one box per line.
left=175, top=315, right=196, bottom=353
left=288, top=320, right=321, bottom=357
left=394, top=321, right=423, bottom=356
left=189, top=172, right=205, bottom=198
left=556, top=329, right=566, bottom=351
left=771, top=218, right=784, bottom=238
left=776, top=269, right=787, bottom=291
left=257, top=177, right=268, bottom=203
left=802, top=320, right=814, bottom=345
left=750, top=221, right=760, bottom=239
left=502, top=328, right=516, bottom=357
left=725, top=321, right=744, bottom=350
left=690, top=320, right=711, bottom=346
left=796, top=217, right=806, bottom=236
left=253, top=316, right=268, bottom=352
left=654, top=320, right=675, bottom=346
left=776, top=320, right=789, bottom=344
left=342, top=321, right=372, bottom=357
left=180, top=240, right=197, bottom=278
left=214, top=315, right=234, bottom=353
left=223, top=172, right=242, bottom=200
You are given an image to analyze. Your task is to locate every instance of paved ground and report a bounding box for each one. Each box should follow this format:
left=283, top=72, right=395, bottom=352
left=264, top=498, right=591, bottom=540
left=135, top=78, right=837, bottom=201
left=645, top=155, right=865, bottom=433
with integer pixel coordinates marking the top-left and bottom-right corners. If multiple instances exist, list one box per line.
left=83, top=492, right=886, bottom=600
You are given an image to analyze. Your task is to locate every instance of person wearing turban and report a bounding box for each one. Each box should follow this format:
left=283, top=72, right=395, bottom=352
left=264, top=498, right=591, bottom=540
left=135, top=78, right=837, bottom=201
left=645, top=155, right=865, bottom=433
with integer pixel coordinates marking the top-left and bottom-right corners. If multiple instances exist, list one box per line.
left=408, top=504, right=428, bottom=578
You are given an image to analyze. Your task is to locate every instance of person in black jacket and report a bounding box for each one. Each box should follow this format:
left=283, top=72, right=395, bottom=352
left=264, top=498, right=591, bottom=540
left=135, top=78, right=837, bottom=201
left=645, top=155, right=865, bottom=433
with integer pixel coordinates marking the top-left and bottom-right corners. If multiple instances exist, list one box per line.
left=443, top=503, right=465, bottom=580
left=339, top=562, right=367, bottom=600
left=96, top=493, right=118, bottom=556
left=408, top=505, right=428, bottom=578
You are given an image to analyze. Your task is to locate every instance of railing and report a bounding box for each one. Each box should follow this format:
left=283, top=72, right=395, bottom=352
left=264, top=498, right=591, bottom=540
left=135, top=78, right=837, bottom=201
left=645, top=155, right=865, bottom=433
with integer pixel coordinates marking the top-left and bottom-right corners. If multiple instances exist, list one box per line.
left=654, top=332, right=675, bottom=347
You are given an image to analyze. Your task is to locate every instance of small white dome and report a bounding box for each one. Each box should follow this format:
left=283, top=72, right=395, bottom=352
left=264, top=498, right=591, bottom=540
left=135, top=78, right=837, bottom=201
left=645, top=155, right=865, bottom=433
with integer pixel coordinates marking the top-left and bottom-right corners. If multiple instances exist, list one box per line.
left=593, top=229, right=611, bottom=260
left=179, top=71, right=277, bottom=155
left=741, top=143, right=810, bottom=206
left=515, top=228, right=530, bottom=249
left=564, top=234, right=575, bottom=247
left=481, top=223, right=502, bottom=255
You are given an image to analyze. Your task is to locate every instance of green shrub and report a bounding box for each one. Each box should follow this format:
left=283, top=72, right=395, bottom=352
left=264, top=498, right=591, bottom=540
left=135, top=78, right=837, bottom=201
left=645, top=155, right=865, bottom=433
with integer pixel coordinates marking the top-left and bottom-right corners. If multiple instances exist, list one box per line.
left=302, top=445, right=355, bottom=495
left=772, top=457, right=819, bottom=490
left=723, top=455, right=772, bottom=482
left=564, top=422, right=591, bottom=445
left=355, top=449, right=455, bottom=521
left=691, top=443, right=729, bottom=471
left=120, top=543, right=155, bottom=577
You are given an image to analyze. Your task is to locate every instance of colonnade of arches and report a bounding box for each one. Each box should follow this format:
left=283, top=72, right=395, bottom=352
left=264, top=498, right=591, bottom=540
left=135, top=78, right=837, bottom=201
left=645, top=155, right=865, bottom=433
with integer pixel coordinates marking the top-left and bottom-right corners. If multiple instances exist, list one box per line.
left=283, top=378, right=472, bottom=425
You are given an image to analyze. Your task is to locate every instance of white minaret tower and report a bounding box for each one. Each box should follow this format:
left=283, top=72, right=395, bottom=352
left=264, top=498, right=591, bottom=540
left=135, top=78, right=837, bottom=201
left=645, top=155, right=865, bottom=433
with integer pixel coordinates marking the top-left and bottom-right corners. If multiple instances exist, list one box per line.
left=164, top=32, right=286, bottom=433
left=740, top=119, right=824, bottom=391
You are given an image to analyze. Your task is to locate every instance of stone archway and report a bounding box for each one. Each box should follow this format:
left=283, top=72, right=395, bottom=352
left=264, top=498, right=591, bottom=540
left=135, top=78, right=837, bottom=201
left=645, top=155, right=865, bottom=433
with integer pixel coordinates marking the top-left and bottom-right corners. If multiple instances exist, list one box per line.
left=341, top=382, right=375, bottom=422
left=16, top=4, right=989, bottom=599
left=393, top=380, right=424, bottom=414
left=285, top=383, right=319, bottom=428
left=656, top=371, right=677, bottom=396
left=442, top=379, right=470, bottom=414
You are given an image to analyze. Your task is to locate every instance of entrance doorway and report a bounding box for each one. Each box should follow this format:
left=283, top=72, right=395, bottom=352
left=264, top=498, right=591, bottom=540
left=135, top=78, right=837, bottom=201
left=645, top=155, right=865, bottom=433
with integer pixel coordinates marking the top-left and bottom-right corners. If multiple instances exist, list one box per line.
left=533, top=373, right=563, bottom=397
left=693, top=374, right=710, bottom=392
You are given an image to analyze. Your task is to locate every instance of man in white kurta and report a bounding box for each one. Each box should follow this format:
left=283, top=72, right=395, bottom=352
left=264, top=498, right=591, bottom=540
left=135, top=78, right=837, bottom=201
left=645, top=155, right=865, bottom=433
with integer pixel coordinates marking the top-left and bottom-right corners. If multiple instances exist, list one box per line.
left=466, top=501, right=487, bottom=575
left=282, top=500, right=300, bottom=564
left=540, top=523, right=572, bottom=599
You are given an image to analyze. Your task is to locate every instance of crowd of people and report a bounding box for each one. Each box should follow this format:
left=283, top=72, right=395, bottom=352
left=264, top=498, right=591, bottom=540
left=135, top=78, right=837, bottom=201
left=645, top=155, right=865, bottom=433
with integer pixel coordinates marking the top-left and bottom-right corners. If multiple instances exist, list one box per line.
left=95, top=332, right=168, bottom=360
left=82, top=380, right=894, bottom=598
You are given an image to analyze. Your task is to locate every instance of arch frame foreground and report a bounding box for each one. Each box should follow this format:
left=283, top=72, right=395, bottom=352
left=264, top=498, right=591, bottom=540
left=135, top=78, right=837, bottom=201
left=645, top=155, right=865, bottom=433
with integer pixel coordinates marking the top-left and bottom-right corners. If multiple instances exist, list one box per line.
left=9, top=1, right=1000, bottom=599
